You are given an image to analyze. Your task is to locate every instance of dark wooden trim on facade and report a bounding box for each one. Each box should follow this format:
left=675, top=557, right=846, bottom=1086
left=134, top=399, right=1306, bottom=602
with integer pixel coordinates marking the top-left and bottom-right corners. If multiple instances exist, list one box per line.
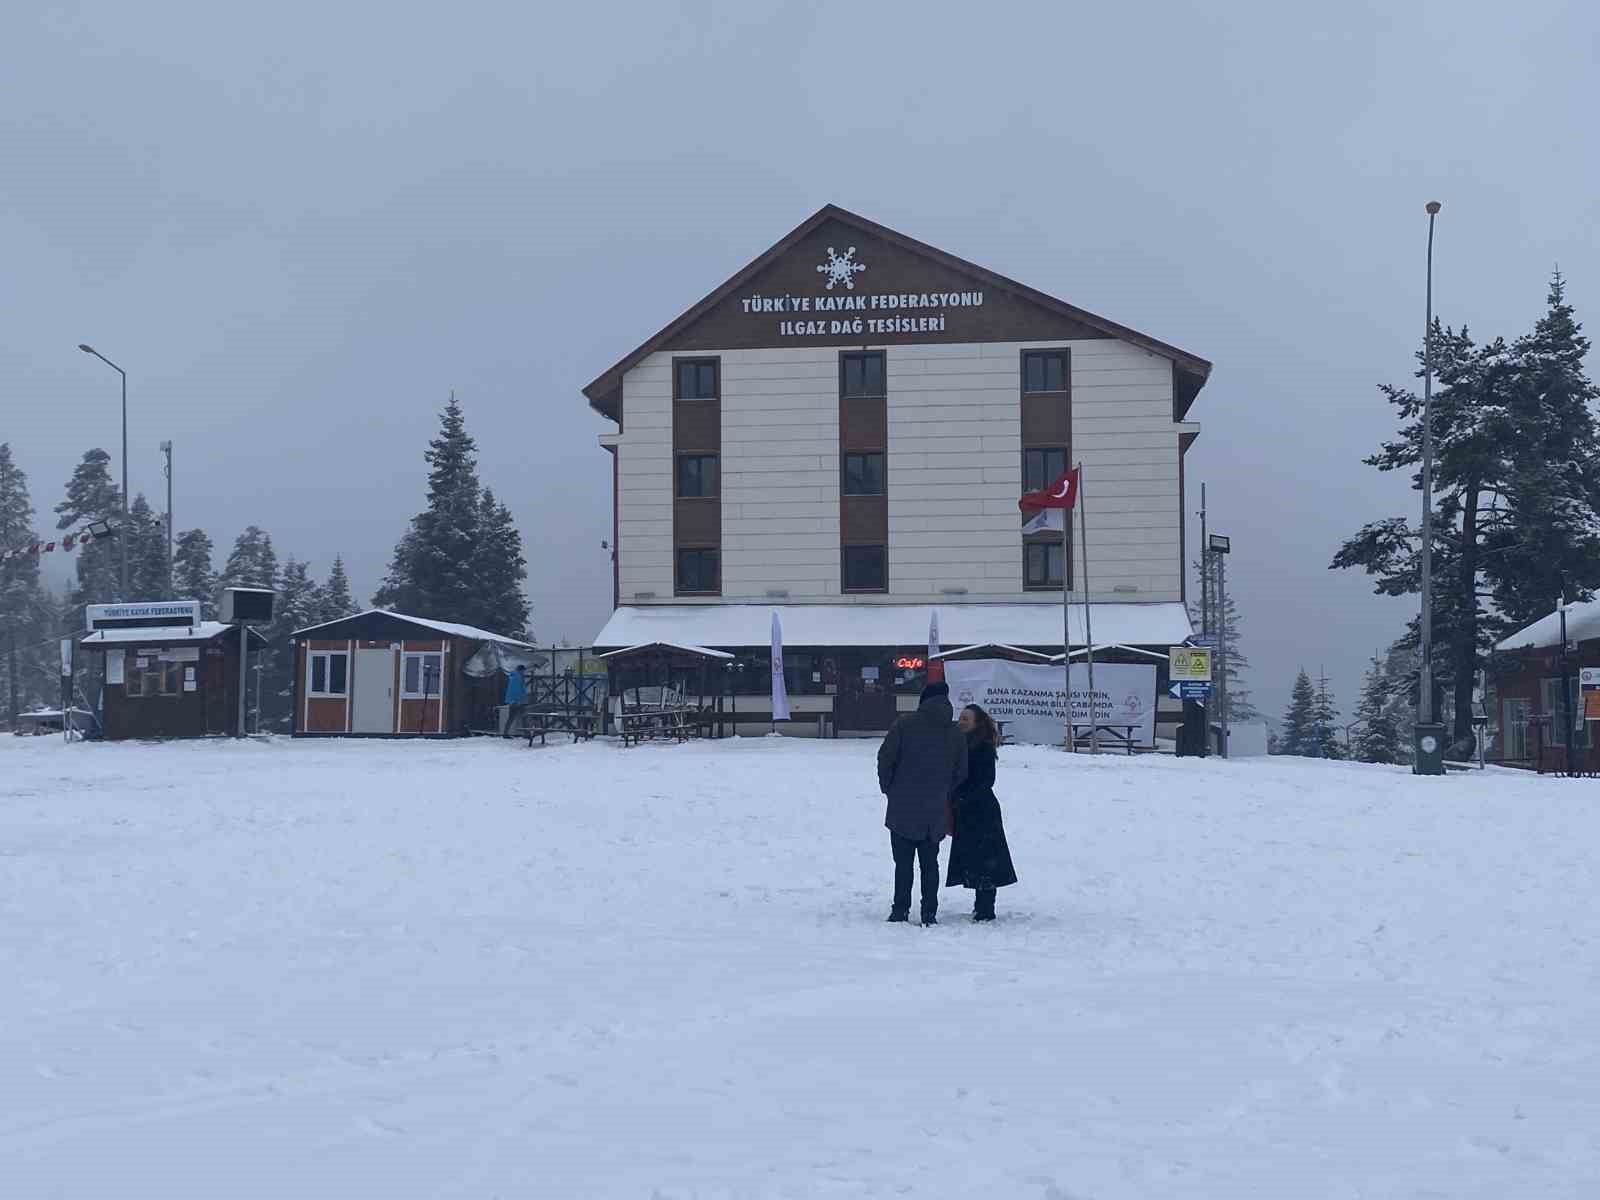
left=1020, top=347, right=1072, bottom=592
left=672, top=355, right=722, bottom=598
left=582, top=204, right=1212, bottom=423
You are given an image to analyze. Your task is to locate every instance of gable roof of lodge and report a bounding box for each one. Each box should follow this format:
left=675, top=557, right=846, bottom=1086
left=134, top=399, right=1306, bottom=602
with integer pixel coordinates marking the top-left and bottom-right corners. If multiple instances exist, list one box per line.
left=581, top=204, right=1212, bottom=423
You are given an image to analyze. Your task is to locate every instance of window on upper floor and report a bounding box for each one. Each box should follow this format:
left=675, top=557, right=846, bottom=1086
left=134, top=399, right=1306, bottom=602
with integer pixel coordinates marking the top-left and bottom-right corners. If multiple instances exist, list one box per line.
left=842, top=545, right=887, bottom=593
left=1023, top=350, right=1068, bottom=393
left=840, top=352, right=886, bottom=399
left=1023, top=447, right=1068, bottom=493
left=675, top=359, right=719, bottom=401
left=842, top=452, right=886, bottom=496
left=676, top=454, right=720, bottom=498
left=676, top=548, right=720, bottom=595
left=1024, top=542, right=1065, bottom=590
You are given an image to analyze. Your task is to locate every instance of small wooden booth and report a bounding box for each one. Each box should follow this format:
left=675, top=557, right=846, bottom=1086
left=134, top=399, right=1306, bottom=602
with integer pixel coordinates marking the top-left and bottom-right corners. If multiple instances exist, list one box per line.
left=597, top=642, right=735, bottom=743
left=290, top=610, right=534, bottom=738
left=80, top=600, right=266, bottom=739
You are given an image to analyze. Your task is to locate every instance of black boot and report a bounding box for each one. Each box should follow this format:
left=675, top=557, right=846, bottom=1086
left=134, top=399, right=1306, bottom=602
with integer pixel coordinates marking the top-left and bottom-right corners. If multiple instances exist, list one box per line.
left=973, top=888, right=996, bottom=923
left=886, top=909, right=909, bottom=923
left=920, top=909, right=938, bottom=926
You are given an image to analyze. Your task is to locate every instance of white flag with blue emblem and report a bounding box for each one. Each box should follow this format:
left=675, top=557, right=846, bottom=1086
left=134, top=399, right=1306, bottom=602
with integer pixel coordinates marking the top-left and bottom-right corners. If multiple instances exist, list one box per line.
left=770, top=611, right=790, bottom=722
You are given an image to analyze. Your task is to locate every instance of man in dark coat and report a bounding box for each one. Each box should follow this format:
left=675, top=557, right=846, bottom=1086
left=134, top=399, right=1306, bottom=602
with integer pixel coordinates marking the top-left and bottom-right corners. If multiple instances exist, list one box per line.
left=876, top=681, right=968, bottom=924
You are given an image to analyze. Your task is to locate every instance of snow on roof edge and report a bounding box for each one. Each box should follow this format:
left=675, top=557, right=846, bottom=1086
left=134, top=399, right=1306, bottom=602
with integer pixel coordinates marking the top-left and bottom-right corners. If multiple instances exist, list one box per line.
left=291, top=609, right=535, bottom=647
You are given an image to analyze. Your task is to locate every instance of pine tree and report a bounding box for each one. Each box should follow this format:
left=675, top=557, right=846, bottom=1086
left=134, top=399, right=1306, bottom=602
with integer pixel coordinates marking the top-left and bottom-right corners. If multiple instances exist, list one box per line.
left=1486, top=271, right=1600, bottom=630
left=374, top=393, right=487, bottom=619
left=125, top=494, right=170, bottom=601
left=1280, top=669, right=1316, bottom=756
left=55, top=449, right=122, bottom=608
left=221, top=526, right=278, bottom=591
left=173, top=529, right=218, bottom=617
left=468, top=488, right=531, bottom=636
left=315, top=555, right=358, bottom=624
left=1188, top=555, right=1259, bottom=724
left=1354, top=655, right=1401, bottom=764
left=262, top=557, right=318, bottom=732
left=1, top=444, right=53, bottom=725
left=1313, top=668, right=1344, bottom=759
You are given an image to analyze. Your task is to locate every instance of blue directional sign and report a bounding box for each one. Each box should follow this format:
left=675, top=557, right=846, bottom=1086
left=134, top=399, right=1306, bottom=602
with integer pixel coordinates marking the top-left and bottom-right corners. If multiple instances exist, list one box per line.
left=1169, top=681, right=1212, bottom=700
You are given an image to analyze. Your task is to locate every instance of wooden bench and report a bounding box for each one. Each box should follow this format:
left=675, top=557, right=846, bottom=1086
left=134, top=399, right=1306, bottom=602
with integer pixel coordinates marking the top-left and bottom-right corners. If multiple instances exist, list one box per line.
left=522, top=709, right=599, bottom=746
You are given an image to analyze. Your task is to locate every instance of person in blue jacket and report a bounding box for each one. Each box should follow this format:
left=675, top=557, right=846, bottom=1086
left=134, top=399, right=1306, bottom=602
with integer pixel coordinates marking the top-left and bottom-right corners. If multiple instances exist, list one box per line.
left=503, top=665, right=529, bottom=736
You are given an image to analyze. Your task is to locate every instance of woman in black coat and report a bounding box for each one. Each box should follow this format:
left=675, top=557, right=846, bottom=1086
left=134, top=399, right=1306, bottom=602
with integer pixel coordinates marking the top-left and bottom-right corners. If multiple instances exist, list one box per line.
left=945, top=704, right=1018, bottom=921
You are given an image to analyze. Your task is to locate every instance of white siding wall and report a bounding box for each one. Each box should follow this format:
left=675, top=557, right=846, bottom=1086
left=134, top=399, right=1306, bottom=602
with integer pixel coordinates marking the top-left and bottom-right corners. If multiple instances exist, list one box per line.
left=615, top=338, right=1184, bottom=606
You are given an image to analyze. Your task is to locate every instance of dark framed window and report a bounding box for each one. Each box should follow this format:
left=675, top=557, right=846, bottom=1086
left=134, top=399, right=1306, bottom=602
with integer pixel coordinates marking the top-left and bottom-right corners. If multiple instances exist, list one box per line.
left=1024, top=542, right=1065, bottom=589
left=674, top=358, right=719, bottom=401
left=840, top=351, right=886, bottom=399
left=1023, top=350, right=1068, bottom=394
left=126, top=657, right=181, bottom=698
left=676, top=454, right=720, bottom=498
left=676, top=548, right=720, bottom=594
left=1023, top=447, right=1068, bottom=493
left=842, top=545, right=887, bottom=592
left=842, top=452, right=885, bottom=496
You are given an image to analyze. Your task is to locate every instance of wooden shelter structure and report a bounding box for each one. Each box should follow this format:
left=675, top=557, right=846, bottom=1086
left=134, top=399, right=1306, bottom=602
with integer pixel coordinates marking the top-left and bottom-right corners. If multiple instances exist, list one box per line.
left=597, top=642, right=734, bottom=743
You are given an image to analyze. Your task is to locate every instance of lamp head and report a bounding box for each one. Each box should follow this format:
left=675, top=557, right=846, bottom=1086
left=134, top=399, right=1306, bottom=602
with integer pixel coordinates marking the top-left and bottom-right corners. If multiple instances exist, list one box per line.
left=1425, top=201, right=1441, bottom=215
left=77, top=344, right=95, bottom=354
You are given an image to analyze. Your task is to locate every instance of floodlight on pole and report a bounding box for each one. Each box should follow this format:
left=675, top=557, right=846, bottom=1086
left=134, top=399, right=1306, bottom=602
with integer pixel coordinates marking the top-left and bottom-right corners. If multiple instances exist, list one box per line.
left=1414, top=201, right=1447, bottom=775
left=77, top=343, right=130, bottom=602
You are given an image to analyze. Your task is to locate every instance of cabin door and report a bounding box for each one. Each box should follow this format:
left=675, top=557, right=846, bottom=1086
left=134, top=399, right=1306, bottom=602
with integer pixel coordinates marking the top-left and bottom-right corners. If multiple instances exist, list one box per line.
left=352, top=648, right=397, bottom=734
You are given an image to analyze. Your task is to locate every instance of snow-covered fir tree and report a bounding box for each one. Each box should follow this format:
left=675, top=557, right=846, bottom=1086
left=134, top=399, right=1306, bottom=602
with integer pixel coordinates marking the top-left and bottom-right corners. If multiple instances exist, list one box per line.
left=315, top=555, right=358, bottom=624
left=125, top=494, right=170, bottom=601
left=1486, top=271, right=1600, bottom=630
left=1354, top=656, right=1401, bottom=764
left=1188, top=555, right=1258, bottom=723
left=469, top=488, right=531, bottom=637
left=1280, top=669, right=1317, bottom=756
left=55, top=448, right=122, bottom=608
left=262, top=557, right=319, bottom=731
left=1313, top=669, right=1344, bottom=759
left=173, top=529, right=218, bottom=617
left=221, top=526, right=278, bottom=591
left=1333, top=277, right=1600, bottom=750
left=375, top=395, right=529, bottom=631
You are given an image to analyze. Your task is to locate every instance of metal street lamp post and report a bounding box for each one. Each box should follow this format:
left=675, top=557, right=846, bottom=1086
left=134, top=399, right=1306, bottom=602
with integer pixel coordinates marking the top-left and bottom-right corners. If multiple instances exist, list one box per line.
left=1414, top=202, right=1447, bottom=775
left=1209, top=532, right=1231, bottom=758
left=77, top=344, right=129, bottom=601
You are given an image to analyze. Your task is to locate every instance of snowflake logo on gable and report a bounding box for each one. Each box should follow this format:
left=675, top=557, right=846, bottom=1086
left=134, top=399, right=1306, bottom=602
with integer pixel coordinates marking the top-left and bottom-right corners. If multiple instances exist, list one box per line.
left=816, top=245, right=867, bottom=290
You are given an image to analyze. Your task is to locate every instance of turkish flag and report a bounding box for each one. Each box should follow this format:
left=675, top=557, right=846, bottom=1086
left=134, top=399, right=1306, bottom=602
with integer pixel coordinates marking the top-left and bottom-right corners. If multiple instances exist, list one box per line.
left=1019, top=466, right=1080, bottom=512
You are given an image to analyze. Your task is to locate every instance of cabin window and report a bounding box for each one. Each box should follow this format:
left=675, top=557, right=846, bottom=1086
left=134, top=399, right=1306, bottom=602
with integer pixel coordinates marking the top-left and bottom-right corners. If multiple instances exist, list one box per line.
left=1023, top=447, right=1068, bottom=493
left=402, top=652, right=444, bottom=699
left=125, top=655, right=181, bottom=698
left=308, top=651, right=349, bottom=697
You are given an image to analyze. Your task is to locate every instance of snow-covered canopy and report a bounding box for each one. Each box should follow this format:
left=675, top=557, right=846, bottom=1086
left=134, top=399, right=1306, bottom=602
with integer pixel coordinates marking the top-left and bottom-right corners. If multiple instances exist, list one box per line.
left=931, top=644, right=1056, bottom=662
left=595, top=603, right=1192, bottom=650
left=597, top=642, right=735, bottom=661
left=1495, top=599, right=1600, bottom=652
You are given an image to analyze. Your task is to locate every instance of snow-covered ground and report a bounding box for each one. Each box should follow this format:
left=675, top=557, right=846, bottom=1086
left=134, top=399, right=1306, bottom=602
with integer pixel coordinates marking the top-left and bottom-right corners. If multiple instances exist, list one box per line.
left=4, top=735, right=1598, bottom=1198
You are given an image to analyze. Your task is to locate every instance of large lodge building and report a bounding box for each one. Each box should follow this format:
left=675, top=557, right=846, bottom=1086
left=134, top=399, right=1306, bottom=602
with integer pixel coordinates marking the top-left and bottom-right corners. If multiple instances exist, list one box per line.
left=586, top=205, right=1213, bottom=736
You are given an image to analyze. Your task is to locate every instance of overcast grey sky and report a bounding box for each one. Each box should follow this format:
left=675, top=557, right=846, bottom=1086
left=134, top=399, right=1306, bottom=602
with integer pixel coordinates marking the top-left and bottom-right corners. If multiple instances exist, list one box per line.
left=5, top=0, right=1597, bottom=722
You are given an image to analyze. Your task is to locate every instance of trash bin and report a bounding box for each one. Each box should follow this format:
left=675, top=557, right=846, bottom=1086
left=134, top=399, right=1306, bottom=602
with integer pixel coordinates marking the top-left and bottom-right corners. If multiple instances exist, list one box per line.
left=1413, top=722, right=1446, bottom=775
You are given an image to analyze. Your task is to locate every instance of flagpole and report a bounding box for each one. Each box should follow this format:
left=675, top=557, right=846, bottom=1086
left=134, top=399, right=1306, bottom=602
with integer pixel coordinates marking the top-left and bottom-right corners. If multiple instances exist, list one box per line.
left=1062, top=512, right=1074, bottom=752
left=1079, top=462, right=1098, bottom=754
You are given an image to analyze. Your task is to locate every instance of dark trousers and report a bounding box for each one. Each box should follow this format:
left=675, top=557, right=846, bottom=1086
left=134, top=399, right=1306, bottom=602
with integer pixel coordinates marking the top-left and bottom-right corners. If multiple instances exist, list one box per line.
left=890, top=833, right=940, bottom=919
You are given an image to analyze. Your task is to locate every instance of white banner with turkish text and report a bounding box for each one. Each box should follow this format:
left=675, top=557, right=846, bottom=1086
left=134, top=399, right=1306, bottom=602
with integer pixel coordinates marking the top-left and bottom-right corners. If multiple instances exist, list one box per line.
left=944, top=659, right=1158, bottom=747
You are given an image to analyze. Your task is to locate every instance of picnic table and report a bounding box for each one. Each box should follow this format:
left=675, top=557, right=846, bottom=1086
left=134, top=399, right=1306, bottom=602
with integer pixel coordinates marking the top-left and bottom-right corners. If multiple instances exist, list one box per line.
left=522, top=709, right=600, bottom=746
left=1068, top=724, right=1140, bottom=754
left=618, top=706, right=700, bottom=747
